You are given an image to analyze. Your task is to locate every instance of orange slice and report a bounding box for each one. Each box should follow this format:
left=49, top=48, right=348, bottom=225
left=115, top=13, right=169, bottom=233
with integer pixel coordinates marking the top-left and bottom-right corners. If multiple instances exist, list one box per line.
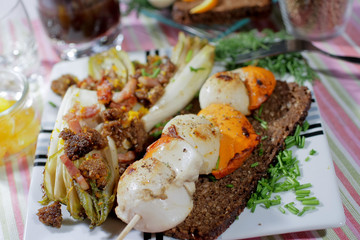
left=190, top=0, right=218, bottom=14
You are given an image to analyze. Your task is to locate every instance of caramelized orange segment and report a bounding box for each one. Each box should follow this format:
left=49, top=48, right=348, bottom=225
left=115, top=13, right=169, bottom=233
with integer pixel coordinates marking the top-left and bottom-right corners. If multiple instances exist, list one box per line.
left=242, top=66, right=276, bottom=110
left=190, top=0, right=218, bottom=14
left=199, top=103, right=260, bottom=179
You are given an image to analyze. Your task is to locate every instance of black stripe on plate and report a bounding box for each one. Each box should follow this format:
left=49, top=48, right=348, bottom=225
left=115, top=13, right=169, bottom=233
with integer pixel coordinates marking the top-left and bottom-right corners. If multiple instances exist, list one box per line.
left=35, top=154, right=48, bottom=159
left=145, top=50, right=150, bottom=57
left=143, top=232, right=151, bottom=240
left=40, top=129, right=53, bottom=133
left=311, top=98, right=315, bottom=103
left=301, top=130, right=324, bottom=138
left=308, top=123, right=322, bottom=130
left=155, top=49, right=159, bottom=56
left=156, top=233, right=163, bottom=240
left=34, top=162, right=46, bottom=167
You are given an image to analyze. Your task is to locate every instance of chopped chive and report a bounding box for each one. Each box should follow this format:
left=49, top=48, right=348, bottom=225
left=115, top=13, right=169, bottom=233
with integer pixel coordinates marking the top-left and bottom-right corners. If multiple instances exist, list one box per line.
left=302, top=121, right=310, bottom=131
left=141, top=68, right=149, bottom=76
left=154, top=121, right=167, bottom=128
left=284, top=202, right=300, bottom=215
left=302, top=200, right=320, bottom=205
left=295, top=183, right=312, bottom=190
left=305, top=156, right=310, bottom=162
left=48, top=101, right=57, bottom=108
left=259, top=148, right=264, bottom=156
left=185, top=103, right=193, bottom=111
left=309, top=149, right=317, bottom=155
left=298, top=206, right=316, bottom=216
left=295, top=190, right=311, bottom=195
left=261, top=136, right=268, bottom=141
left=258, top=105, right=264, bottom=116
left=214, top=157, right=220, bottom=170
left=208, top=175, right=217, bottom=182
left=270, top=199, right=281, bottom=206
left=251, top=162, right=259, bottom=168
left=296, top=197, right=317, bottom=201
left=226, top=184, right=234, bottom=188
left=153, top=59, right=162, bottom=66
left=253, top=115, right=268, bottom=129
left=149, top=68, right=161, bottom=78
left=190, top=66, right=205, bottom=72
left=150, top=130, right=162, bottom=138
left=278, top=206, right=286, bottom=214
left=185, top=50, right=193, bottom=63
left=294, top=125, right=302, bottom=137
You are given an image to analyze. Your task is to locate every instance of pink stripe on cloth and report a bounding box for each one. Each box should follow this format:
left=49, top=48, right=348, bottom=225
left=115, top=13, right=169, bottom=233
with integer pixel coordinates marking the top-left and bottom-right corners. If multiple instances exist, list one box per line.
left=123, top=12, right=156, bottom=51
left=334, top=163, right=360, bottom=213
left=344, top=207, right=360, bottom=239
left=19, top=155, right=31, bottom=197
left=312, top=52, right=360, bottom=106
left=313, top=81, right=360, bottom=166
left=5, top=161, right=23, bottom=240
left=282, top=231, right=316, bottom=240
left=344, top=21, right=360, bottom=47
left=159, top=23, right=180, bottom=47
left=333, top=226, right=350, bottom=240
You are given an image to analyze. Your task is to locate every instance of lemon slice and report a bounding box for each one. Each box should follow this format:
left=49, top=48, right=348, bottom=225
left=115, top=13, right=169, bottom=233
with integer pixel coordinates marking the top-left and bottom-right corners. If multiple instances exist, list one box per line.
left=0, top=98, right=15, bottom=113
left=190, top=0, right=218, bottom=14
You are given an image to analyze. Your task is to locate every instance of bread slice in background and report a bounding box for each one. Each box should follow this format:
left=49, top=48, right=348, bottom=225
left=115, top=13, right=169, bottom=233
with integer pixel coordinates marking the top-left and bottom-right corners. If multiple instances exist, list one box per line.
left=172, top=0, right=272, bottom=25
left=165, top=81, right=312, bottom=240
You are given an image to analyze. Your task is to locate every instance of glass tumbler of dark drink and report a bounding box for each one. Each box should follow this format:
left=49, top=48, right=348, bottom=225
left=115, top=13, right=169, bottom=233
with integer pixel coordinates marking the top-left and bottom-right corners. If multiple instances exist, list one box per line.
left=37, top=0, right=123, bottom=60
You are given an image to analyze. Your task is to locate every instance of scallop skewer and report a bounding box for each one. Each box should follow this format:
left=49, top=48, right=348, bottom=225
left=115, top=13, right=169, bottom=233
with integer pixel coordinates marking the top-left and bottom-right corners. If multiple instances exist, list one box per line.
left=116, top=215, right=141, bottom=240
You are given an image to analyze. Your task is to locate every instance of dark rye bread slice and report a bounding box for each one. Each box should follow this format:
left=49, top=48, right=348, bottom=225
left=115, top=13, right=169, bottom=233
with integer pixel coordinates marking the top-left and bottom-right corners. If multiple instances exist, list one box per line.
left=172, top=0, right=272, bottom=25
left=164, top=80, right=312, bottom=240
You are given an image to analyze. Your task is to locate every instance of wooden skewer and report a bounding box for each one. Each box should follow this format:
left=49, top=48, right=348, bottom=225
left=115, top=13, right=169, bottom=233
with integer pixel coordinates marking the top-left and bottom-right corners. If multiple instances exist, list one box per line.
left=116, top=214, right=141, bottom=240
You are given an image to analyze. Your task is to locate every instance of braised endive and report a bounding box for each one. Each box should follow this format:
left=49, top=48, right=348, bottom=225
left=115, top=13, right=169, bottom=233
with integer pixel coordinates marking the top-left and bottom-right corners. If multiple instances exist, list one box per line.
left=40, top=32, right=214, bottom=228
left=142, top=33, right=215, bottom=131
left=42, top=87, right=119, bottom=228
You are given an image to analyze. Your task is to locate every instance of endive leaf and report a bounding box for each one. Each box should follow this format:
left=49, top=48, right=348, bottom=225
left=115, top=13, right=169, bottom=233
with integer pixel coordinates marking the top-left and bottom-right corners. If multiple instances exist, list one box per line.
left=142, top=44, right=215, bottom=131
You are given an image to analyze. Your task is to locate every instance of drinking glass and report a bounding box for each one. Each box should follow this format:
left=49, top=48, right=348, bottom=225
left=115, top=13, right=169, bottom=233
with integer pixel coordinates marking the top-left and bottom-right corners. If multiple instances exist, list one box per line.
left=0, top=69, right=41, bottom=163
left=0, top=0, right=40, bottom=81
left=37, top=0, right=123, bottom=60
left=279, top=0, right=354, bottom=41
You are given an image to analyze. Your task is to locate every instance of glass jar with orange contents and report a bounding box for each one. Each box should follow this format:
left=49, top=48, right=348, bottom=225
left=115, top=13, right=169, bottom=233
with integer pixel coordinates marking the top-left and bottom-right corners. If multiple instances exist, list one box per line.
left=0, top=69, right=41, bottom=163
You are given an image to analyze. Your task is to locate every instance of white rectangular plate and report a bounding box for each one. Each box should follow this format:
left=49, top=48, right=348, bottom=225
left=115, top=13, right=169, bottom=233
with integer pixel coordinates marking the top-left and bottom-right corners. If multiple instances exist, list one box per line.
left=24, top=49, right=345, bottom=240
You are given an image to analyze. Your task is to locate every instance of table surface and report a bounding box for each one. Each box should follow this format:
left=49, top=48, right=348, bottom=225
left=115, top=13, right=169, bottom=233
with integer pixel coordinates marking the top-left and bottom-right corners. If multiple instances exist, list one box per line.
left=1, top=1, right=360, bottom=240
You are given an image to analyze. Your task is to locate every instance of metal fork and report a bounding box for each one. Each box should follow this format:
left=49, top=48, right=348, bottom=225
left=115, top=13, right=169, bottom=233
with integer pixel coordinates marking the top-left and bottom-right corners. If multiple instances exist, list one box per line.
left=234, top=39, right=360, bottom=64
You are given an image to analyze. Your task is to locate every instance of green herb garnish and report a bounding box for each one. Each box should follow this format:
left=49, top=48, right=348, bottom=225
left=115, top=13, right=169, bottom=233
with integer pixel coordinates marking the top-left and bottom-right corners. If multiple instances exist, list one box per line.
left=208, top=175, right=217, bottom=182
left=253, top=115, right=268, bottom=129
left=226, top=184, right=234, bottom=188
left=190, top=66, right=205, bottom=72
left=150, top=130, right=162, bottom=138
left=123, top=0, right=156, bottom=16
left=309, top=149, right=317, bottom=155
left=251, top=162, right=259, bottom=168
left=215, top=29, right=317, bottom=85
left=149, top=68, right=161, bottom=78
left=185, top=103, right=193, bottom=111
left=49, top=101, right=57, bottom=108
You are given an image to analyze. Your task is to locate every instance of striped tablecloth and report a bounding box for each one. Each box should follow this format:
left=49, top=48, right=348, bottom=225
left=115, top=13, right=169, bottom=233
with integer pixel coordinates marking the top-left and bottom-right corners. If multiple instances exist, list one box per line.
left=1, top=1, right=360, bottom=240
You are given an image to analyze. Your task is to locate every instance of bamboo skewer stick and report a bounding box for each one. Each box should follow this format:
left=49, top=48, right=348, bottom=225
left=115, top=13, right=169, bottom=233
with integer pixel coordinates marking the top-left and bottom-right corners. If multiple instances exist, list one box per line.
left=116, top=214, right=141, bottom=240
